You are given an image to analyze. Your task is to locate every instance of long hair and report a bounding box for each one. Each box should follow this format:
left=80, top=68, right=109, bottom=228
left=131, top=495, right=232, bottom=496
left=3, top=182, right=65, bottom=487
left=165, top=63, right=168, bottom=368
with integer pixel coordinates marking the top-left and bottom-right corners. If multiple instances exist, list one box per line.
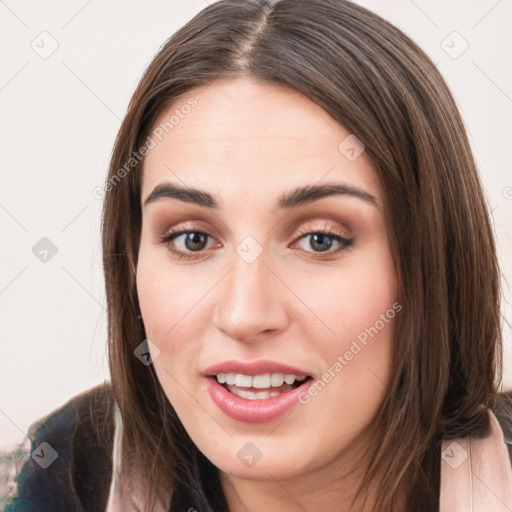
left=100, top=1, right=503, bottom=510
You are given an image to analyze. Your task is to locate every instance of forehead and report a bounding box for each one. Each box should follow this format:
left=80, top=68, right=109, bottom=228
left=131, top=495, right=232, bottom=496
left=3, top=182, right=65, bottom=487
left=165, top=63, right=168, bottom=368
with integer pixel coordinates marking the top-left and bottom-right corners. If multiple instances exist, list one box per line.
left=141, top=78, right=381, bottom=204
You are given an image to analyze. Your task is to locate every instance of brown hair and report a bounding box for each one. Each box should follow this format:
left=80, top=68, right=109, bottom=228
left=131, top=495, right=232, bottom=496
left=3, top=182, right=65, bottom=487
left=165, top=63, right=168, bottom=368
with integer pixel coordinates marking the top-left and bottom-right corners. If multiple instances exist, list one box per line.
left=101, top=0, right=504, bottom=510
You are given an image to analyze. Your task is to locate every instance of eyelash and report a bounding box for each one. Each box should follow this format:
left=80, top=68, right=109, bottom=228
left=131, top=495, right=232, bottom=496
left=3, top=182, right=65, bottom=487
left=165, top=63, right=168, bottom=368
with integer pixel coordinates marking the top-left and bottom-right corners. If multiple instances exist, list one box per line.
left=158, top=224, right=354, bottom=261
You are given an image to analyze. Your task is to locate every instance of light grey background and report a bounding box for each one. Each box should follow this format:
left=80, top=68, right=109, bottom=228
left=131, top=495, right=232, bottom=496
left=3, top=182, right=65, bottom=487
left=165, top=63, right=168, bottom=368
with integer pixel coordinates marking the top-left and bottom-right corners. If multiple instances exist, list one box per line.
left=1, top=0, right=511, bottom=450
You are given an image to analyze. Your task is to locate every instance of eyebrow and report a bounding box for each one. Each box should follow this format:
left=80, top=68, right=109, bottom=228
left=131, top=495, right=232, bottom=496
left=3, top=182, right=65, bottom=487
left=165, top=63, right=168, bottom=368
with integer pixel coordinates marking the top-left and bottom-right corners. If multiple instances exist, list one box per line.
left=143, top=181, right=378, bottom=210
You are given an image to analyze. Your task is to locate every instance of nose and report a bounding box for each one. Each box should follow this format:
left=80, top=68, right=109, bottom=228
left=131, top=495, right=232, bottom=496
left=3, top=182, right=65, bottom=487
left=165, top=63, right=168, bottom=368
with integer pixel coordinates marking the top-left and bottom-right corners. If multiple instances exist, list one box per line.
left=212, top=250, right=289, bottom=343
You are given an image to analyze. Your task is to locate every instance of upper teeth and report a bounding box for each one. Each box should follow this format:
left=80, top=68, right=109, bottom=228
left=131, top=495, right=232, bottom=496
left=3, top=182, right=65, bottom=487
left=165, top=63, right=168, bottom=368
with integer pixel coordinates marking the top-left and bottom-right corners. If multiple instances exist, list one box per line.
left=216, top=373, right=307, bottom=388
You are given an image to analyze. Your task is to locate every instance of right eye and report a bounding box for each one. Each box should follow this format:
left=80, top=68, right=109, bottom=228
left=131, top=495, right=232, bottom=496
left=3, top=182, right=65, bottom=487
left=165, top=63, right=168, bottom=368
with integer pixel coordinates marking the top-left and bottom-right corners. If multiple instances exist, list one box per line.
left=159, top=229, right=217, bottom=259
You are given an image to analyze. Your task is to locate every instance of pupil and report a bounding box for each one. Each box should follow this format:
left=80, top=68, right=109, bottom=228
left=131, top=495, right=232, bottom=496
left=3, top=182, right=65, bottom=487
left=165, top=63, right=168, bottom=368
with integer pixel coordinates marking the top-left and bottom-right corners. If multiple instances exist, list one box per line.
left=311, top=233, right=332, bottom=252
left=186, top=232, right=207, bottom=251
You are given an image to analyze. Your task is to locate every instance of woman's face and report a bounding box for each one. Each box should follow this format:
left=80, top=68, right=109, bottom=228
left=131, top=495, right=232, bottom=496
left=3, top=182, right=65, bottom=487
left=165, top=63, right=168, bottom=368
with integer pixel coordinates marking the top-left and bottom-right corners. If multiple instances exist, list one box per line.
left=137, top=78, right=399, bottom=484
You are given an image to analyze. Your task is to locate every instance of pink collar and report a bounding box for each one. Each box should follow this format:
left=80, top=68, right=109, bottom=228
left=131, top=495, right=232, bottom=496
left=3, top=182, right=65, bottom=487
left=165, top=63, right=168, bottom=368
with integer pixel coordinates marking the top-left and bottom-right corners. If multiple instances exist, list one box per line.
left=440, top=409, right=512, bottom=511
left=106, top=407, right=512, bottom=511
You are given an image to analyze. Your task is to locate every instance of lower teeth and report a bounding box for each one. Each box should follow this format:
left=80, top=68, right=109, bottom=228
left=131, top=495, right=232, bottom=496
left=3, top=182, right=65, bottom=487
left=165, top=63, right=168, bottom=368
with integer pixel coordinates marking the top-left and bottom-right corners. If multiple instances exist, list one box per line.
left=230, top=388, right=280, bottom=400
left=224, top=382, right=296, bottom=400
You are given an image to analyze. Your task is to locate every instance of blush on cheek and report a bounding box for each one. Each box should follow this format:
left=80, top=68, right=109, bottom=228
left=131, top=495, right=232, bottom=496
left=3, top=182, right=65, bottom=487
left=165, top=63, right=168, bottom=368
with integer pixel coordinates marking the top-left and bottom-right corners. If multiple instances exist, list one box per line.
left=329, top=297, right=398, bottom=385
left=332, top=298, right=397, bottom=347
left=137, top=268, right=176, bottom=339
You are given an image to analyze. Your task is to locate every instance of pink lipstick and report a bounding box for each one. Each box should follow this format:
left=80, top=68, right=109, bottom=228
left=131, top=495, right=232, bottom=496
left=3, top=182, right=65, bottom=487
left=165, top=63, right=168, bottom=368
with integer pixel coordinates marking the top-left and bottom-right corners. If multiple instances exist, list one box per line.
left=203, top=359, right=313, bottom=423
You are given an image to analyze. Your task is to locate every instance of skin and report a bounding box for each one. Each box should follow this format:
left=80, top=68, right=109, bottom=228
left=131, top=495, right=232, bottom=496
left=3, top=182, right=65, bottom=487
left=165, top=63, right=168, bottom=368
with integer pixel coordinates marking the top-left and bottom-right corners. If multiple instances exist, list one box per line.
left=137, top=77, right=401, bottom=511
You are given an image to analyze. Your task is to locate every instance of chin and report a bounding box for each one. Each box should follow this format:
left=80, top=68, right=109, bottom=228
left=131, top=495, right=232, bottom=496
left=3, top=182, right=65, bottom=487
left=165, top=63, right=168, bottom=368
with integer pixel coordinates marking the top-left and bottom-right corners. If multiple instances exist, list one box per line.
left=217, top=458, right=306, bottom=482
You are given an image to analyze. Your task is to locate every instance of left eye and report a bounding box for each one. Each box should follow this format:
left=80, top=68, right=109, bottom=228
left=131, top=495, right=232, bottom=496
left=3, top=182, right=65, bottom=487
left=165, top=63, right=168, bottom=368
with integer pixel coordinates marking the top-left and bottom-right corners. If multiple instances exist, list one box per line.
left=294, top=231, right=354, bottom=254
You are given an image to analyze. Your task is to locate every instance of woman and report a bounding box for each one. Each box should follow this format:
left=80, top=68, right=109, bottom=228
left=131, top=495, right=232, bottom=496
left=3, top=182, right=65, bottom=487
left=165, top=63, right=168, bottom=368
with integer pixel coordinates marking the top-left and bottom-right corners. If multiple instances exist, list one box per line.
left=7, top=0, right=512, bottom=511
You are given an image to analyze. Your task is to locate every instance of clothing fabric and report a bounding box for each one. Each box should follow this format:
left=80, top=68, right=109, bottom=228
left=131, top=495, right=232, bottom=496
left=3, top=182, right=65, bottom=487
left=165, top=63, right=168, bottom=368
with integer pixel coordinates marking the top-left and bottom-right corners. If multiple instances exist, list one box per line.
left=439, top=409, right=512, bottom=511
left=4, top=383, right=512, bottom=512
left=4, top=384, right=115, bottom=512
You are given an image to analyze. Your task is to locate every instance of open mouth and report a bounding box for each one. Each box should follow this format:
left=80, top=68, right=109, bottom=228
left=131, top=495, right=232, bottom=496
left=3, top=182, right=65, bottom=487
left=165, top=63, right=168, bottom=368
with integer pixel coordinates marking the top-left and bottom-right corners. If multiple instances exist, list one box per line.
left=213, top=373, right=313, bottom=400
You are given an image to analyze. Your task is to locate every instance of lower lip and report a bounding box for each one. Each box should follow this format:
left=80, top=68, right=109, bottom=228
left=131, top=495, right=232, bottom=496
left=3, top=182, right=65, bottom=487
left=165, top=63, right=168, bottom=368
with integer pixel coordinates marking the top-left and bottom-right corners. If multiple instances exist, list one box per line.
left=205, top=377, right=313, bottom=423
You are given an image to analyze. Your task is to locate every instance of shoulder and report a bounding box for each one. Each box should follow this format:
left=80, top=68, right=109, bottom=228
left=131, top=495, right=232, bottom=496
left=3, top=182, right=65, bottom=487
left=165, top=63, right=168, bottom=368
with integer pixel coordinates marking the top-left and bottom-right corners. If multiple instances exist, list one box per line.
left=4, top=382, right=116, bottom=512
left=491, top=389, right=512, bottom=464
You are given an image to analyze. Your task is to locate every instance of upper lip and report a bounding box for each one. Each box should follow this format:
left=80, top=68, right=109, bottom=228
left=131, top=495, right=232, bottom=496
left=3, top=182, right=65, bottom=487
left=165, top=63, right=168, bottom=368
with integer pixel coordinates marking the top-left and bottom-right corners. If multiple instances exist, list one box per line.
left=203, top=359, right=311, bottom=377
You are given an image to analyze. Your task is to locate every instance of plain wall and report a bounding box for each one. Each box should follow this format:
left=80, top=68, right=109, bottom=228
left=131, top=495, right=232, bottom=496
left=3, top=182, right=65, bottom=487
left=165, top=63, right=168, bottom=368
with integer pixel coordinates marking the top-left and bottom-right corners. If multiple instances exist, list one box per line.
left=1, top=0, right=511, bottom=450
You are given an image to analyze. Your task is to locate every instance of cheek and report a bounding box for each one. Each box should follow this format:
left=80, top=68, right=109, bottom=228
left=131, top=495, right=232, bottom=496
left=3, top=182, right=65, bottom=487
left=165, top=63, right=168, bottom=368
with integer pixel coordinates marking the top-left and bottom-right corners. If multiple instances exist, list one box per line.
left=136, top=260, right=170, bottom=342
left=306, top=241, right=398, bottom=407
left=136, top=257, right=199, bottom=405
left=135, top=246, right=216, bottom=405
left=301, top=241, right=398, bottom=353
left=136, top=245, right=206, bottom=344
left=334, top=272, right=398, bottom=348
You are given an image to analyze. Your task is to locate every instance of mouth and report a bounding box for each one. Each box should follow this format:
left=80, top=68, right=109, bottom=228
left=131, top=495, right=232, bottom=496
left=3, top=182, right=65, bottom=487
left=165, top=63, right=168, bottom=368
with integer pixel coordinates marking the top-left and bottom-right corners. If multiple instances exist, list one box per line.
left=205, top=372, right=314, bottom=423
left=203, top=360, right=315, bottom=422
left=213, top=372, right=312, bottom=400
